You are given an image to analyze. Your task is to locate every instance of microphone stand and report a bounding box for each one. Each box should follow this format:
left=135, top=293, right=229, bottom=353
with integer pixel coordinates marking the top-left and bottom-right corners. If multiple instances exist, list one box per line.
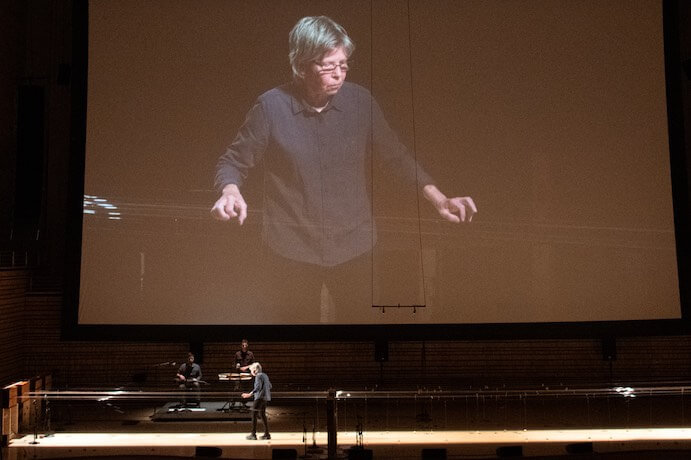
left=355, top=415, right=364, bottom=448
left=302, top=420, right=307, bottom=458
left=43, top=394, right=54, bottom=438
left=29, top=400, right=39, bottom=445
left=305, top=415, right=322, bottom=456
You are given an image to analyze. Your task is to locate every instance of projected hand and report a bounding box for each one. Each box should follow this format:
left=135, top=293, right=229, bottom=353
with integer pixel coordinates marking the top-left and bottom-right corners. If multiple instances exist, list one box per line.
left=423, top=185, right=477, bottom=223
left=211, top=184, right=248, bottom=225
left=438, top=196, right=477, bottom=223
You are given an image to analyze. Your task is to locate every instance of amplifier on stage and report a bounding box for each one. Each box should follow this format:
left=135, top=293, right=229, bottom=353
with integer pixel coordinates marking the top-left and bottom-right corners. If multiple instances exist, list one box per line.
left=17, top=380, right=30, bottom=431
left=1, top=382, right=22, bottom=447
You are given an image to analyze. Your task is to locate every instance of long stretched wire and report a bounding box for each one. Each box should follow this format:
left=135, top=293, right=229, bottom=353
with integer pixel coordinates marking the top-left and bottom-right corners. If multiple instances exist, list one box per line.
left=370, top=0, right=375, bottom=308
left=369, top=0, right=429, bottom=308
left=405, top=0, right=429, bottom=307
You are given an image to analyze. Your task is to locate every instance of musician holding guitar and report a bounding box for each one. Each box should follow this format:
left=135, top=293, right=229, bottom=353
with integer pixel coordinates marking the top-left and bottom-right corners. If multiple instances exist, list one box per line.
left=176, top=352, right=202, bottom=406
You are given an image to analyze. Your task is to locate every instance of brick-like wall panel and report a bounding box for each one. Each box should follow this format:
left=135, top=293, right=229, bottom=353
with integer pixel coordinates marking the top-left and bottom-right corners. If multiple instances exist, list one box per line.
left=0, top=271, right=29, bottom=384
left=3, top=0, right=691, bottom=395
left=2, top=269, right=691, bottom=390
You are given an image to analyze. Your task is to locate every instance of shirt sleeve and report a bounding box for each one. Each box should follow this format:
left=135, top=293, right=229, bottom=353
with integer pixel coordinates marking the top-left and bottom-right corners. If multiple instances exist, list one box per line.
left=370, top=96, right=435, bottom=189
left=214, top=99, right=270, bottom=191
left=253, top=375, right=262, bottom=395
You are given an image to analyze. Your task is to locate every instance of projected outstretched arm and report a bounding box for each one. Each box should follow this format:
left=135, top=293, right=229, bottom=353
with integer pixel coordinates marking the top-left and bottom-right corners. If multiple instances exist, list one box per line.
left=423, top=185, right=477, bottom=223
left=209, top=90, right=478, bottom=226
left=211, top=184, right=247, bottom=224
left=211, top=183, right=476, bottom=224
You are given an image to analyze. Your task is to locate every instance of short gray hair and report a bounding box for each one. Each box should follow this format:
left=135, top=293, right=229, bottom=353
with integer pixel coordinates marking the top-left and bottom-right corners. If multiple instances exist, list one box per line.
left=249, top=362, right=262, bottom=374
left=289, top=16, right=355, bottom=81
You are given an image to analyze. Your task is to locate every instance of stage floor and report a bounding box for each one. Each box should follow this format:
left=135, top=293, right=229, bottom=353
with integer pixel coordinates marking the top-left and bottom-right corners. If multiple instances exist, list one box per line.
left=151, top=401, right=252, bottom=422
left=7, top=393, right=691, bottom=458
left=8, top=428, right=691, bottom=459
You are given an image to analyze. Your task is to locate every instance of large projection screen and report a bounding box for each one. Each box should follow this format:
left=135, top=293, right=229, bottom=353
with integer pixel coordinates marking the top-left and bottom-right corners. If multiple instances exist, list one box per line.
left=79, top=0, right=680, bottom=326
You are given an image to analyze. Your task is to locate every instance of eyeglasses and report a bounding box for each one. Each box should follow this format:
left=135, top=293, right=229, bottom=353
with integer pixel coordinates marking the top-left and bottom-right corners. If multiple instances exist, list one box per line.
left=314, top=60, right=350, bottom=73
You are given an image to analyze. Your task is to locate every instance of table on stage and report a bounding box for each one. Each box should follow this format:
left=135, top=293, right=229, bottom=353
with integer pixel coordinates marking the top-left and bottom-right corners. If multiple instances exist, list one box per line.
left=217, top=372, right=252, bottom=412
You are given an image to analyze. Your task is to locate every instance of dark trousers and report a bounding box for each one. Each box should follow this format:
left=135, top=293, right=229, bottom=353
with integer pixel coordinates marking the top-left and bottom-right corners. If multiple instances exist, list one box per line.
left=178, top=381, right=201, bottom=406
left=251, top=399, right=269, bottom=435
left=262, top=250, right=373, bottom=323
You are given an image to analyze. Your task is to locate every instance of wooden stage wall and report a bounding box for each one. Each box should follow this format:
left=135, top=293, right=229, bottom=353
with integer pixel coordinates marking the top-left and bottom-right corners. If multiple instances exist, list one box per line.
left=1, top=270, right=691, bottom=391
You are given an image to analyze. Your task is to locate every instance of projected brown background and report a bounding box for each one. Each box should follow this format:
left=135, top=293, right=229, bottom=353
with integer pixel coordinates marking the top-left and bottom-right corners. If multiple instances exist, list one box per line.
left=79, top=0, right=679, bottom=325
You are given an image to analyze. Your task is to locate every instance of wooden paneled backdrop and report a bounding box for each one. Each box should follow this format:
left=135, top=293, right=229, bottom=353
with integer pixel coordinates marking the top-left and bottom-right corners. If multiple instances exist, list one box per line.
left=2, top=269, right=690, bottom=391
left=1, top=0, right=690, bottom=393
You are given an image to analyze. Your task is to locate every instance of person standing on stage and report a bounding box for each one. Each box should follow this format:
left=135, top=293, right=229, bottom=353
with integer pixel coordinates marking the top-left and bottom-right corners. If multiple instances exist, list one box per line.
left=242, top=362, right=272, bottom=440
left=176, top=352, right=202, bottom=406
left=211, top=15, right=477, bottom=322
left=234, top=339, right=255, bottom=372
left=242, top=362, right=271, bottom=439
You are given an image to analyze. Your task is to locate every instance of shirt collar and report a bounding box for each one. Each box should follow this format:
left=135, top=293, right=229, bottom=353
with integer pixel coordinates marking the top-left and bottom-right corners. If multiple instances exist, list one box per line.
left=290, top=82, right=346, bottom=115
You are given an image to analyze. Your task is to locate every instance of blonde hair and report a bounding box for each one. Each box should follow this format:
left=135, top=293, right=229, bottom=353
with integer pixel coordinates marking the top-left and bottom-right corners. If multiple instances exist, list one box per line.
left=249, top=362, right=262, bottom=374
left=288, top=16, right=354, bottom=81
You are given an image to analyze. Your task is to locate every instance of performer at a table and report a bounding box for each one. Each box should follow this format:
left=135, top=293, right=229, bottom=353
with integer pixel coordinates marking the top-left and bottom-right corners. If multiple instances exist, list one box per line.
left=233, top=339, right=254, bottom=391
left=242, top=362, right=272, bottom=440
left=234, top=339, right=255, bottom=372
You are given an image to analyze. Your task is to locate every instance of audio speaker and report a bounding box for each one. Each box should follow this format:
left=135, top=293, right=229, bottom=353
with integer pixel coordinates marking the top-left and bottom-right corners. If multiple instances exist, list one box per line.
left=496, top=445, right=523, bottom=457
left=195, top=446, right=222, bottom=457
left=347, top=448, right=373, bottom=460
left=190, top=341, right=204, bottom=364
left=272, top=448, right=297, bottom=459
left=421, top=447, right=447, bottom=459
left=374, top=340, right=388, bottom=362
left=14, top=85, right=45, bottom=238
left=565, top=442, right=593, bottom=454
left=601, top=338, right=616, bottom=361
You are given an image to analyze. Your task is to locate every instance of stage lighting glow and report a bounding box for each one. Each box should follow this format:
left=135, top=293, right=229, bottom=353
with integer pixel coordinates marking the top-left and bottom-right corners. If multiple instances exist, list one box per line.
left=614, top=387, right=636, bottom=398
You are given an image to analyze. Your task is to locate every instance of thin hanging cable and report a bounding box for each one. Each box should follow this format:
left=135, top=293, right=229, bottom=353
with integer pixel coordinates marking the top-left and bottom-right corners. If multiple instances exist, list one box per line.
left=370, top=0, right=375, bottom=308
left=369, top=0, right=429, bottom=310
left=405, top=0, right=429, bottom=307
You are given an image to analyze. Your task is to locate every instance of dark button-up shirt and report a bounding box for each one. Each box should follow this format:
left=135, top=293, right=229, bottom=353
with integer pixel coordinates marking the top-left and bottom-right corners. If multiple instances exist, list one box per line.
left=234, top=350, right=254, bottom=368
left=252, top=372, right=272, bottom=401
left=215, top=81, right=433, bottom=266
left=177, top=362, right=202, bottom=380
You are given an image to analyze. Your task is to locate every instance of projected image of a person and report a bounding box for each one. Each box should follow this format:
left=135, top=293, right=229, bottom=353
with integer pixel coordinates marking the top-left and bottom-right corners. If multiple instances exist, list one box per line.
left=211, top=16, right=476, bottom=321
